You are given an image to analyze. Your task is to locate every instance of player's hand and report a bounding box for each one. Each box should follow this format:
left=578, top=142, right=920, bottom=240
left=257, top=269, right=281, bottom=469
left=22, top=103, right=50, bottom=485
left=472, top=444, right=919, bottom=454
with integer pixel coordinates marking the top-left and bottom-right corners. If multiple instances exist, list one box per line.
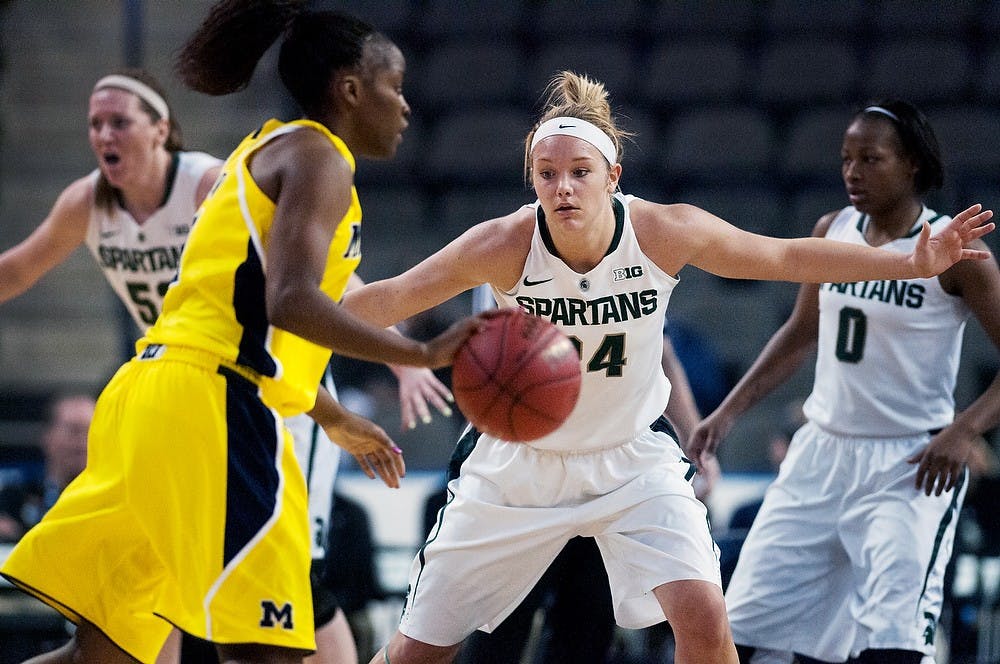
left=321, top=410, right=406, bottom=488
left=422, top=312, right=496, bottom=369
left=910, top=204, right=993, bottom=277
left=692, top=453, right=721, bottom=501
left=389, top=364, right=454, bottom=430
left=686, top=409, right=734, bottom=473
left=908, top=425, right=973, bottom=496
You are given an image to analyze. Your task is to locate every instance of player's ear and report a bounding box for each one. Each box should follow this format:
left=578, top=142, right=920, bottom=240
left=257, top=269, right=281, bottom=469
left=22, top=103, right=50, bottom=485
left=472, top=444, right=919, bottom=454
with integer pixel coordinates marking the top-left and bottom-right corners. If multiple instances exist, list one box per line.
left=153, top=117, right=170, bottom=148
left=336, top=72, right=362, bottom=109
left=608, top=163, right=622, bottom=193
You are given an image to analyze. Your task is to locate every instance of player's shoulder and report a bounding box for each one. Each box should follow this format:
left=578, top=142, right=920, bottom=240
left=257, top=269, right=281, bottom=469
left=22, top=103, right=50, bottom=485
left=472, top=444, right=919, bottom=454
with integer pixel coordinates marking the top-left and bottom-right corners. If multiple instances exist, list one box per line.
left=55, top=173, right=98, bottom=213
left=626, top=196, right=706, bottom=250
left=180, top=150, right=224, bottom=171
left=452, top=205, right=535, bottom=280
left=812, top=208, right=846, bottom=238
left=628, top=195, right=701, bottom=227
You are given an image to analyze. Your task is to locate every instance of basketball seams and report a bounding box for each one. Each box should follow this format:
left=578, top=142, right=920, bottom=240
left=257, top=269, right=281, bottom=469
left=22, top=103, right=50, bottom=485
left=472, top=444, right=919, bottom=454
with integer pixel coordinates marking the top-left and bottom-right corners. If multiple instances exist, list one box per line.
left=451, top=308, right=581, bottom=441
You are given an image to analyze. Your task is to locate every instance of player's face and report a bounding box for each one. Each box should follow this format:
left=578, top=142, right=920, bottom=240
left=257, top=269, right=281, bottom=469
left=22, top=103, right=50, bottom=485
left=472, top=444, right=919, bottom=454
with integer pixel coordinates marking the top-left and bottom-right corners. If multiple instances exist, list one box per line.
left=353, top=43, right=410, bottom=160
left=531, top=136, right=620, bottom=232
left=840, top=117, right=918, bottom=217
left=43, top=397, right=94, bottom=487
left=88, top=88, right=168, bottom=188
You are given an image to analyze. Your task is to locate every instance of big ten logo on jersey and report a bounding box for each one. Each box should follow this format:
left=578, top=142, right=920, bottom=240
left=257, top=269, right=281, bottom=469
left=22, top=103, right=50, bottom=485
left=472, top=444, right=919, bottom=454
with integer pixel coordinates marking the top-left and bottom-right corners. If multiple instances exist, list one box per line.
left=260, top=599, right=294, bottom=629
left=612, top=265, right=643, bottom=281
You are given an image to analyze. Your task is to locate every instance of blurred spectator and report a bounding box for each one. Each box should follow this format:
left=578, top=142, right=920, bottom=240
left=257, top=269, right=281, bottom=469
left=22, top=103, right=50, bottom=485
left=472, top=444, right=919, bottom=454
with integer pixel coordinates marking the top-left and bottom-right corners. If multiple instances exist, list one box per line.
left=0, top=392, right=94, bottom=542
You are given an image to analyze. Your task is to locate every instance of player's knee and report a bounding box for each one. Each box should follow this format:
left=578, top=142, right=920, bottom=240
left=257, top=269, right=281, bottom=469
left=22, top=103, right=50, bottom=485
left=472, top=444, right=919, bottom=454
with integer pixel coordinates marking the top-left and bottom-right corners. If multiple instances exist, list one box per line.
left=72, top=621, right=131, bottom=663
left=675, top=610, right=732, bottom=652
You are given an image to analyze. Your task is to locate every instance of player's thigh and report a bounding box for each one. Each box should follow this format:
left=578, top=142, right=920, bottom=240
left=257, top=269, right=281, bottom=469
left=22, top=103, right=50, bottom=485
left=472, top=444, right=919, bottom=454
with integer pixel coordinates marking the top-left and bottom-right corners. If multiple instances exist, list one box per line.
left=399, top=488, right=570, bottom=646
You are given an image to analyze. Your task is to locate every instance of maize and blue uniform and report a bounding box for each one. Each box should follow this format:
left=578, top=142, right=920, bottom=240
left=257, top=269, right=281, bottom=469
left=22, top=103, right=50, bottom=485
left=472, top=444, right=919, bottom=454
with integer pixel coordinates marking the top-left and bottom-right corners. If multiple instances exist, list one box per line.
left=1, top=119, right=361, bottom=661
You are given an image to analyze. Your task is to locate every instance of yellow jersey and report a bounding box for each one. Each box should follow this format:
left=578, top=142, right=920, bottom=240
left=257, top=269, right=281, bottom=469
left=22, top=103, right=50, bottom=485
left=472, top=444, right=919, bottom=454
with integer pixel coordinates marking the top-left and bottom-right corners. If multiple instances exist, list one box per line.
left=144, top=118, right=362, bottom=415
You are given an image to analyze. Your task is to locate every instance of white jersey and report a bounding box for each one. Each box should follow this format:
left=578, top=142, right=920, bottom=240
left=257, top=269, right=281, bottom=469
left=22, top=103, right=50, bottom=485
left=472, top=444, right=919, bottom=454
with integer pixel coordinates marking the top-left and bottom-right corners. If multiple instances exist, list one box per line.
left=491, top=191, right=677, bottom=451
left=802, top=206, right=971, bottom=436
left=83, top=151, right=222, bottom=330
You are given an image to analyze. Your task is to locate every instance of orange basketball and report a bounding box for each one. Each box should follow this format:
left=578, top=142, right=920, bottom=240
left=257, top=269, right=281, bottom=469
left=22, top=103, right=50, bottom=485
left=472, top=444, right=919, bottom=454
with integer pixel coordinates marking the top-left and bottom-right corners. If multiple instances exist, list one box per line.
left=451, top=308, right=582, bottom=441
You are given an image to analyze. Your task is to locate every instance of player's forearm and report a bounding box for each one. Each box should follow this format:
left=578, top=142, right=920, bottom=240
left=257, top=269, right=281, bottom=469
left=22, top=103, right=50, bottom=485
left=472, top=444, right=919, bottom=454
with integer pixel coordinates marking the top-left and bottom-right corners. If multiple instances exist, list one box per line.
left=307, top=385, right=350, bottom=429
left=952, top=371, right=1000, bottom=439
left=0, top=253, right=47, bottom=303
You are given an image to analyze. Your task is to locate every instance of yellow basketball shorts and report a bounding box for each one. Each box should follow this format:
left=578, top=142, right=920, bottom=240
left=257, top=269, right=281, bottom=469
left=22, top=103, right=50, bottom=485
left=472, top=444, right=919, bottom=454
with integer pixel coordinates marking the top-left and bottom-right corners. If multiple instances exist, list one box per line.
left=0, top=345, right=314, bottom=662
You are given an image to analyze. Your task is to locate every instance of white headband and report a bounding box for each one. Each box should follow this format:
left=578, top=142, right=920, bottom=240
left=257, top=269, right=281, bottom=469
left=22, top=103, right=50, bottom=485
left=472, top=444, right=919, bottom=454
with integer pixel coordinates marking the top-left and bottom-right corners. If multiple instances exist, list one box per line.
left=863, top=105, right=899, bottom=123
left=530, top=116, right=617, bottom=165
left=94, top=75, right=169, bottom=121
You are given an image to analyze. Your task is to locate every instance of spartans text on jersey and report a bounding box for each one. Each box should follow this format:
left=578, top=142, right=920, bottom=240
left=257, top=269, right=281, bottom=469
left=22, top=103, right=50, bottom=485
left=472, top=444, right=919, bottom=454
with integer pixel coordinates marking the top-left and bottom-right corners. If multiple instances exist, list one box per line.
left=98, top=244, right=183, bottom=273
left=516, top=289, right=657, bottom=326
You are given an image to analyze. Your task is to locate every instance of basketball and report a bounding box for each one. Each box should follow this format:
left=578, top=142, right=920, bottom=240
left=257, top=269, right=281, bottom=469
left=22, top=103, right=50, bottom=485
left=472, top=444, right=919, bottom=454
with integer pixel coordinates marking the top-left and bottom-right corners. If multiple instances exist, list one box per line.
left=451, top=307, right=582, bottom=442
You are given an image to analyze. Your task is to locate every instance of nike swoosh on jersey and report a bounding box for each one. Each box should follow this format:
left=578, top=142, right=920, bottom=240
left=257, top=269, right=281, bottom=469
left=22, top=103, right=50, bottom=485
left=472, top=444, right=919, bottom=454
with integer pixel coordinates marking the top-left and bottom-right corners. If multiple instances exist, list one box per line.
left=522, top=276, right=554, bottom=287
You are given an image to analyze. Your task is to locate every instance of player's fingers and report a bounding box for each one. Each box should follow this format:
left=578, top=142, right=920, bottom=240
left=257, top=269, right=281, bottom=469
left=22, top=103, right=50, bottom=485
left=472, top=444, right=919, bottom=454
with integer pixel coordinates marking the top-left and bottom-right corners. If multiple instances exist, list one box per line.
left=953, top=203, right=983, bottom=225
left=425, top=389, right=453, bottom=417
left=968, top=212, right=994, bottom=232
left=378, top=465, right=400, bottom=489
left=429, top=377, right=455, bottom=402
left=929, top=468, right=947, bottom=496
left=934, top=473, right=948, bottom=496
left=354, top=453, right=376, bottom=480
left=368, top=453, right=399, bottom=489
left=913, top=462, right=928, bottom=492
left=960, top=205, right=991, bottom=227
left=961, top=247, right=992, bottom=261
left=400, top=400, right=416, bottom=430
left=415, top=398, right=432, bottom=425
left=391, top=450, right=406, bottom=479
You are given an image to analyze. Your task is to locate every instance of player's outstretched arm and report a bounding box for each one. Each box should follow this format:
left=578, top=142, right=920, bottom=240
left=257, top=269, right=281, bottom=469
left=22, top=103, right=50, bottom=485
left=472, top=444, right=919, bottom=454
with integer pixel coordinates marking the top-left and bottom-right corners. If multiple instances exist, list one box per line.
left=680, top=203, right=994, bottom=284
left=0, top=178, right=92, bottom=303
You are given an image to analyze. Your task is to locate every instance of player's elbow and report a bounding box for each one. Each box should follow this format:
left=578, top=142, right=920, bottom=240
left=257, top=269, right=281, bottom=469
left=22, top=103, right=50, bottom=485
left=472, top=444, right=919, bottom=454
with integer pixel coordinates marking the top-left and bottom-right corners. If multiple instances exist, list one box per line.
left=266, top=284, right=310, bottom=334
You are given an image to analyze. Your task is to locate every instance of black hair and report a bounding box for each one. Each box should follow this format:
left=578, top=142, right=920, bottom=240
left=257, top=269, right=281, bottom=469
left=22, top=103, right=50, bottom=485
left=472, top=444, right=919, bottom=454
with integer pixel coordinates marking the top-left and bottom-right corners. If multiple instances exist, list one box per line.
left=176, top=0, right=391, bottom=117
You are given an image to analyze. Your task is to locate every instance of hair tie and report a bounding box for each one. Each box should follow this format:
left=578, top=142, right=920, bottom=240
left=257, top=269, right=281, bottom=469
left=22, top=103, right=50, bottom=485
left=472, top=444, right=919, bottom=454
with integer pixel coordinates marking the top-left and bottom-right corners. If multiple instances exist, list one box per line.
left=863, top=106, right=900, bottom=123
left=94, top=75, right=170, bottom=121
left=530, top=116, right=617, bottom=165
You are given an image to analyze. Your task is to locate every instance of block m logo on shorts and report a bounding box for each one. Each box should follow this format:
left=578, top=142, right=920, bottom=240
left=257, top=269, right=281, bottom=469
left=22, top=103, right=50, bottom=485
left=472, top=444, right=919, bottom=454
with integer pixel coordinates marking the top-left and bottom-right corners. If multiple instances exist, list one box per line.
left=260, top=600, right=294, bottom=629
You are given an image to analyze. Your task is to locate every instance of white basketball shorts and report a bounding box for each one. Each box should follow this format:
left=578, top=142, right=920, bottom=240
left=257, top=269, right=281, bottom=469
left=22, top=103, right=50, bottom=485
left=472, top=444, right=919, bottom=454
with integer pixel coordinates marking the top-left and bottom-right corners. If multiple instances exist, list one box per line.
left=726, top=420, right=966, bottom=662
left=398, top=420, right=721, bottom=646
